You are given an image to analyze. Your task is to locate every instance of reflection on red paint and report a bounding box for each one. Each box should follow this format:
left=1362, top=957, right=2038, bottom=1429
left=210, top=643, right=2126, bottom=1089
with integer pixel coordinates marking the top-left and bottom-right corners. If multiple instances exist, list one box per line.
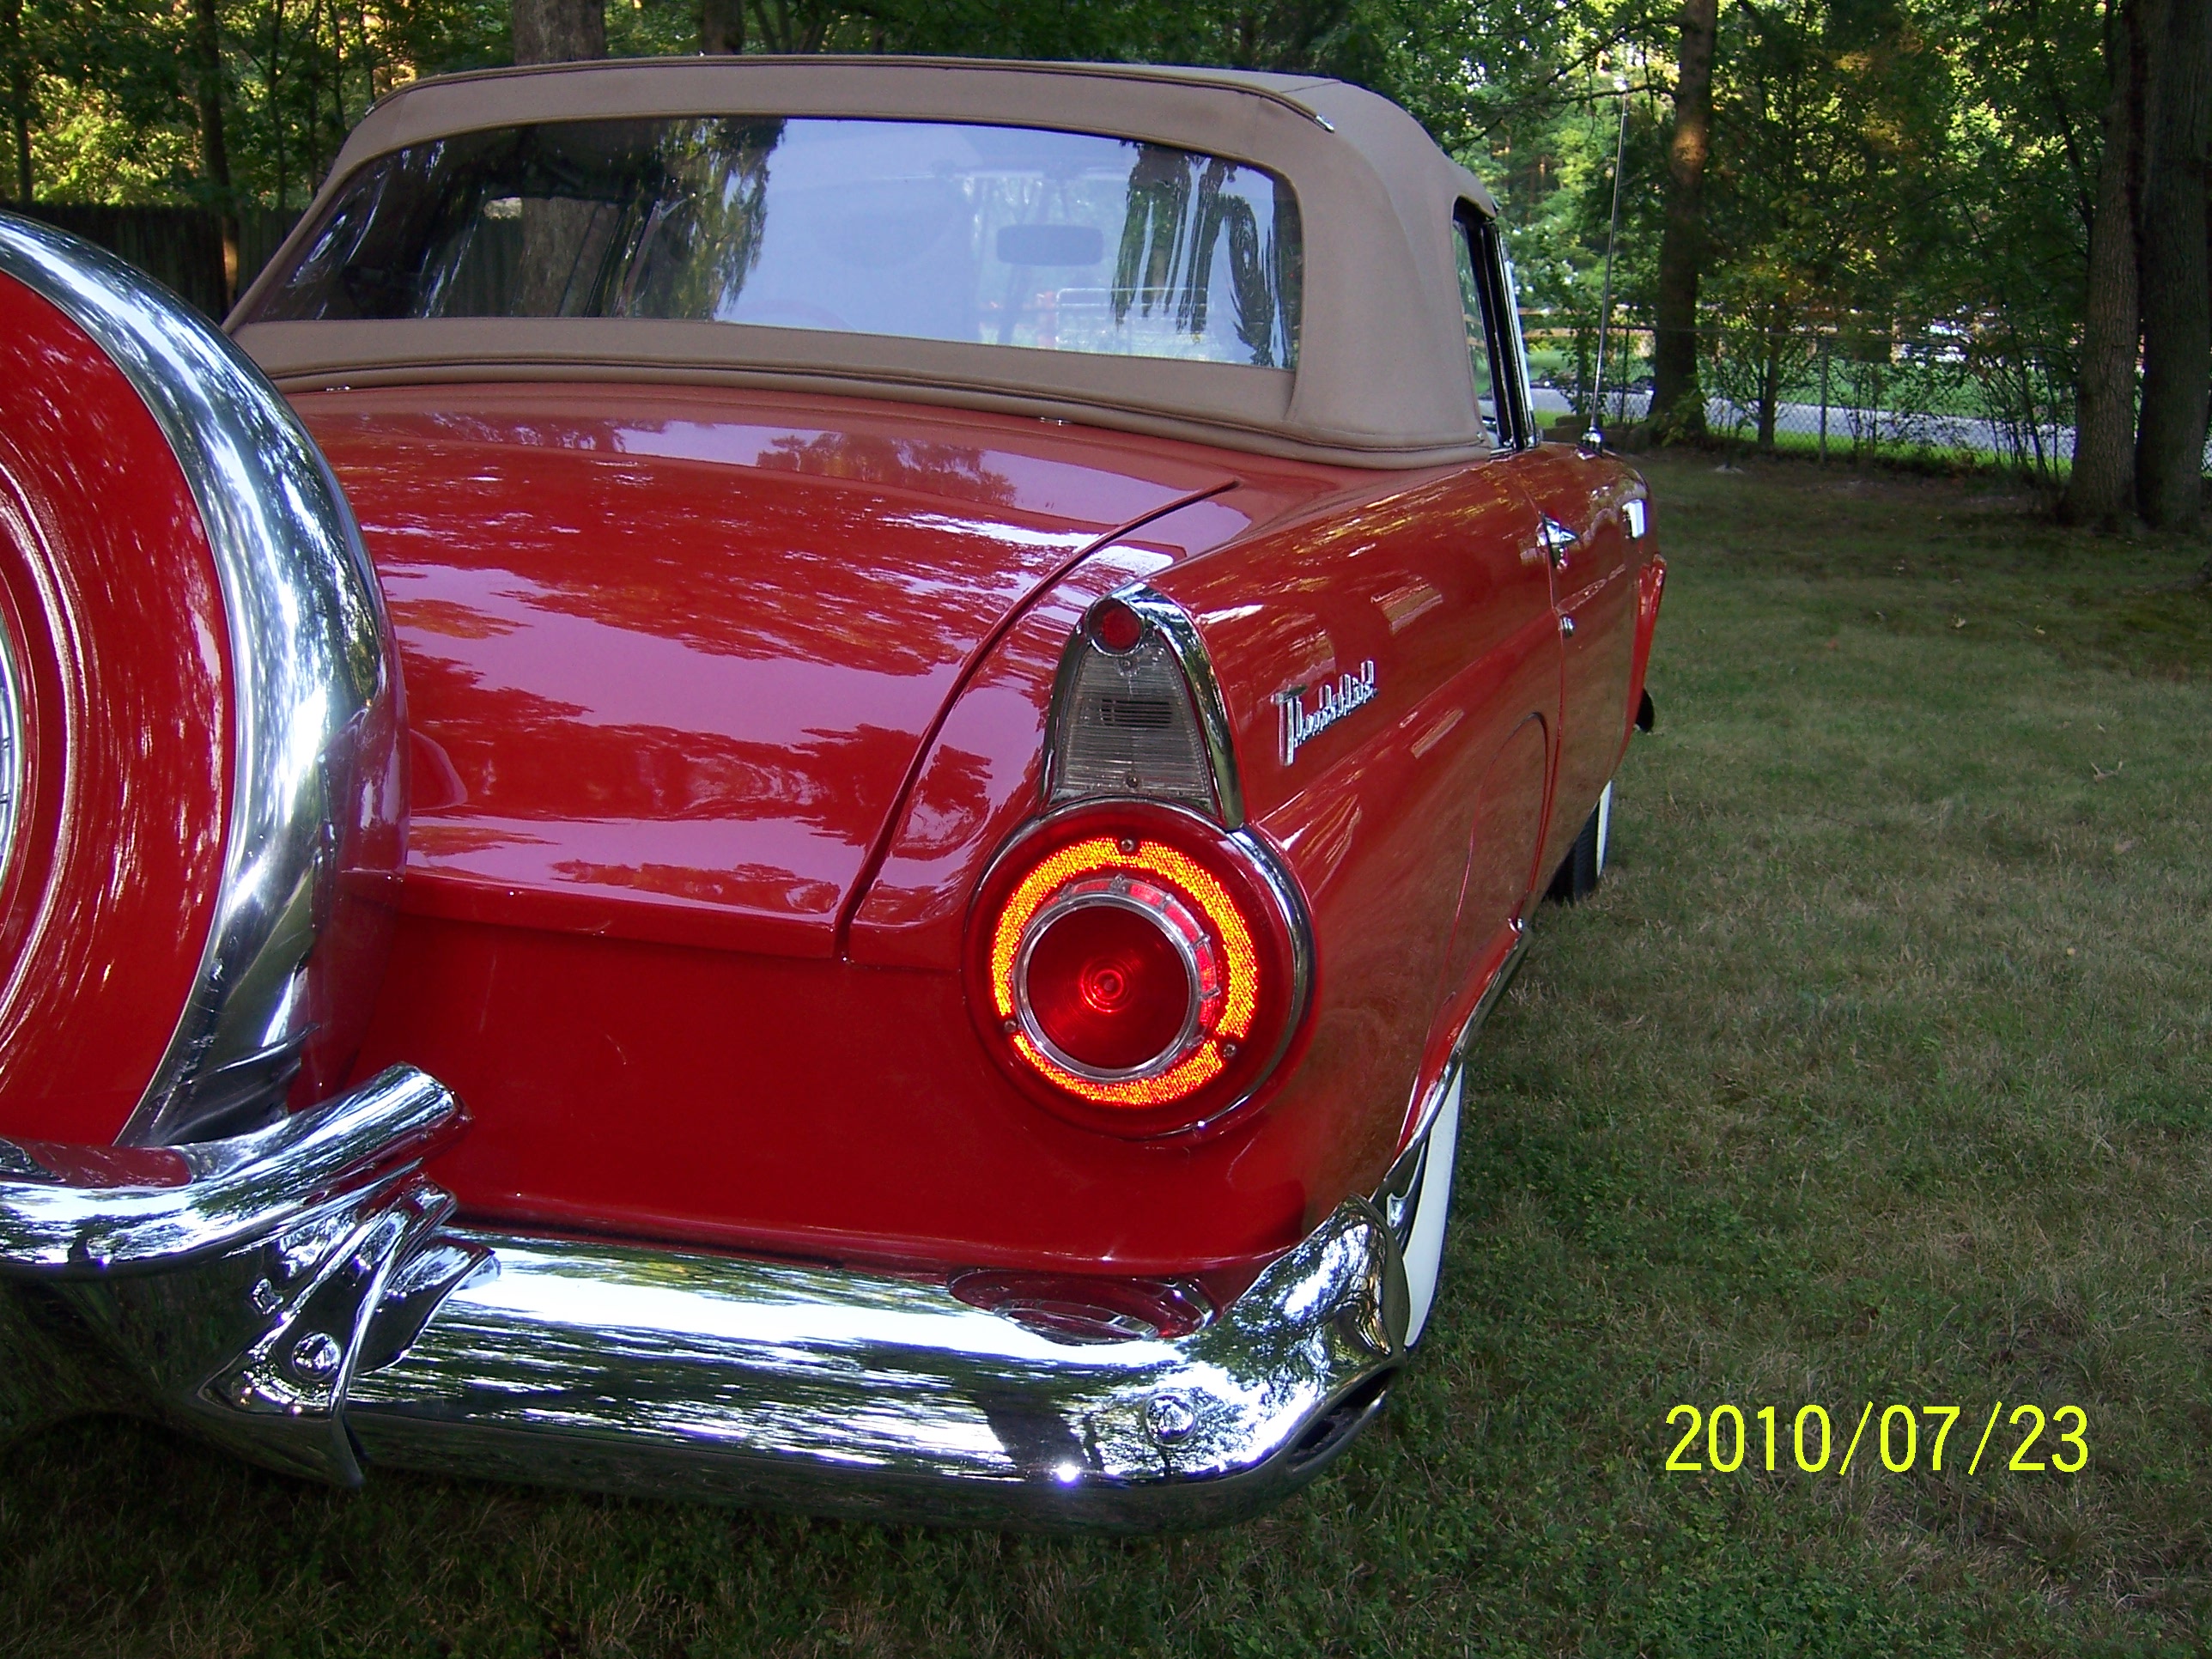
left=298, top=384, right=1237, bottom=956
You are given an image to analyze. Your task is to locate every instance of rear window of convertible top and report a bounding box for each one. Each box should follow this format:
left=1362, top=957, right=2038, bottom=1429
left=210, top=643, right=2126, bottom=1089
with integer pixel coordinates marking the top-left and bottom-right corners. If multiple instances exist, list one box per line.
left=247, top=117, right=1304, bottom=370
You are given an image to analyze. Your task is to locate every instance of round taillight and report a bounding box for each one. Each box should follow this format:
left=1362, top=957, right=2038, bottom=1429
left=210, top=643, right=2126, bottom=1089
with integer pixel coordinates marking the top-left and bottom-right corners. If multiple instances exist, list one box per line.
left=967, top=800, right=1310, bottom=1136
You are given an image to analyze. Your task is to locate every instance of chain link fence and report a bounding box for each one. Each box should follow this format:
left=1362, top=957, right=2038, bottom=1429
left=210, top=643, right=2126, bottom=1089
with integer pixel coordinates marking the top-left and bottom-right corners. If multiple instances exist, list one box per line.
left=1525, top=321, right=2211, bottom=483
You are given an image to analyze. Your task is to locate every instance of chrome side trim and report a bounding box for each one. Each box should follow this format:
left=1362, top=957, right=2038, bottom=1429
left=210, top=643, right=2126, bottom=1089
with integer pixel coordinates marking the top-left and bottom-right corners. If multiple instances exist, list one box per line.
left=1376, top=918, right=1532, bottom=1249
left=1366, top=923, right=1531, bottom=1352
left=0, top=213, right=401, bottom=1146
left=0, top=1064, right=1404, bottom=1532
left=1044, top=586, right=1246, bottom=829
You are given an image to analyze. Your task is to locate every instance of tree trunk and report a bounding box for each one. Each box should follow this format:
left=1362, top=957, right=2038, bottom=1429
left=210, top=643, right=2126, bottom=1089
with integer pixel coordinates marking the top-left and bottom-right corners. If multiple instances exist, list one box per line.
left=2136, top=0, right=2210, bottom=529
left=269, top=0, right=285, bottom=210
left=191, top=0, right=239, bottom=304
left=2, top=0, right=27, bottom=204
left=192, top=0, right=229, bottom=198
left=1756, top=330, right=1779, bottom=448
left=321, top=0, right=343, bottom=159
left=701, top=0, right=743, bottom=52
left=2063, top=0, right=2151, bottom=527
left=512, top=0, right=605, bottom=64
left=1650, top=0, right=1719, bottom=441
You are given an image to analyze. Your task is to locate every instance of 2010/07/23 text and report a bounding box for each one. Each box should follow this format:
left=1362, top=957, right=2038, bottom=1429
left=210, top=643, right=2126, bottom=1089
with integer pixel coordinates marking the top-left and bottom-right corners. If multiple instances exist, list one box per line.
left=1663, top=1403, right=2088, bottom=1476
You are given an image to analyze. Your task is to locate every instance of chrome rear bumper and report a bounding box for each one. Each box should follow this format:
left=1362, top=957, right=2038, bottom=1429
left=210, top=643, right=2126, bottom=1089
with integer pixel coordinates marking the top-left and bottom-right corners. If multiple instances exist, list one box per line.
left=0, top=1067, right=1411, bottom=1531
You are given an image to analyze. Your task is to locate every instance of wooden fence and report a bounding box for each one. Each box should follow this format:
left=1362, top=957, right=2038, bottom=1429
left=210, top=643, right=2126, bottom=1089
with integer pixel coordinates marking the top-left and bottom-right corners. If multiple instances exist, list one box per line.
left=0, top=204, right=301, bottom=322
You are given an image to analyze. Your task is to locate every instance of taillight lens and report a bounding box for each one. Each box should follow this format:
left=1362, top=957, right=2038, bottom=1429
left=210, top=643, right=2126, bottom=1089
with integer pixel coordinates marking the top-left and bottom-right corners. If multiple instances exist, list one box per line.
left=968, top=800, right=1310, bottom=1136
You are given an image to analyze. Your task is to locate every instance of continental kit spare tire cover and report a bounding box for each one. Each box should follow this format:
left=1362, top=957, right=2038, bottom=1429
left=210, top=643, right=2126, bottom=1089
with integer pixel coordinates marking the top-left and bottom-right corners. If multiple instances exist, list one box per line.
left=0, top=214, right=402, bottom=1147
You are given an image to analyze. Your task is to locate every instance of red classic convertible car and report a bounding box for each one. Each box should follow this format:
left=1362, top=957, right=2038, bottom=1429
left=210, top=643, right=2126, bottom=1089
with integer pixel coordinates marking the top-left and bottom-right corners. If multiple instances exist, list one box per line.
left=0, top=57, right=1660, bottom=1529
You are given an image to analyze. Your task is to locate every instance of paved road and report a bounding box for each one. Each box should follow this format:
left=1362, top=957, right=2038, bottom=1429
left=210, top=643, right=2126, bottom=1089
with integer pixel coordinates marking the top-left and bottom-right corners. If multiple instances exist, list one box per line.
left=1540, top=387, right=2212, bottom=470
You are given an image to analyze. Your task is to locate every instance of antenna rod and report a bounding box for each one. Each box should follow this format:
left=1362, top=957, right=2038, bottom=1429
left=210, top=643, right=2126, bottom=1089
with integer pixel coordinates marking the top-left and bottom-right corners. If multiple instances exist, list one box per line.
left=1585, top=82, right=1632, bottom=449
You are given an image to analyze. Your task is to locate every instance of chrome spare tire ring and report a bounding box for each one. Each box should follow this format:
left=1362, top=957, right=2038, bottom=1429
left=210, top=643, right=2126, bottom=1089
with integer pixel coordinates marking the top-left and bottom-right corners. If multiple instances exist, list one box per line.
left=0, top=620, right=20, bottom=898
left=0, top=213, right=404, bottom=1146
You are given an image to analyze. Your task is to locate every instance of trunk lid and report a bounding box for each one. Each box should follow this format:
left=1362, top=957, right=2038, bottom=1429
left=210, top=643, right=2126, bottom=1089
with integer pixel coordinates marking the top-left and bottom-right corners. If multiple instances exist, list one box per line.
left=296, top=385, right=1234, bottom=957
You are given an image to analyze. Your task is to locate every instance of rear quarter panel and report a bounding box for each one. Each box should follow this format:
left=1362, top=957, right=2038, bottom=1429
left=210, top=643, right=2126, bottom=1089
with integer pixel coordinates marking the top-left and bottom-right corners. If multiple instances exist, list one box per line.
left=1157, top=454, right=1557, bottom=1182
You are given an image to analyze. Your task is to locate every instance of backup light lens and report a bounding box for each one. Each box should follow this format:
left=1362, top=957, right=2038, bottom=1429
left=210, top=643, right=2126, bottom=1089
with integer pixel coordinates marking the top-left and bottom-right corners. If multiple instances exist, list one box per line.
left=1050, top=618, right=1215, bottom=811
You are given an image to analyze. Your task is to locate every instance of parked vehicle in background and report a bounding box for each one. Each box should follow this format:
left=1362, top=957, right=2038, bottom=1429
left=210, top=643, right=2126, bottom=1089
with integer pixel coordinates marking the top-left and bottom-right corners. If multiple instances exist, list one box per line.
left=0, top=56, right=1662, bottom=1530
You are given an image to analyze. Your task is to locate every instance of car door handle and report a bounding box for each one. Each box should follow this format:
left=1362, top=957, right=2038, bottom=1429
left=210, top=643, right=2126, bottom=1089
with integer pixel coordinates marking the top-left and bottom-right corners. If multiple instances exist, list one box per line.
left=1540, top=515, right=1579, bottom=569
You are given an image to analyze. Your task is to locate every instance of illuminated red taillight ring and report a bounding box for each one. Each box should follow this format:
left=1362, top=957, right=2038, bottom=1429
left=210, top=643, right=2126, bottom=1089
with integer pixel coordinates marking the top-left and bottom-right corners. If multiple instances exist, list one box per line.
left=967, top=799, right=1314, bottom=1138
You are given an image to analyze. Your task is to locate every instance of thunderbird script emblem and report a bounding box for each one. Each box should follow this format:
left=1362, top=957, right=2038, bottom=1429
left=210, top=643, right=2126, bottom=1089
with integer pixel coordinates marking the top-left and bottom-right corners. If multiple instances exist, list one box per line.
left=1276, top=661, right=1377, bottom=764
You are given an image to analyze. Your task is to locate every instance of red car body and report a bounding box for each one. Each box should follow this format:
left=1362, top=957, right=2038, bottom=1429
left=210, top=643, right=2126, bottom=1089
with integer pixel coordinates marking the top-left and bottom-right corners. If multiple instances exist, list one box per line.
left=0, top=57, right=1661, bottom=1530
left=303, top=385, right=1653, bottom=1295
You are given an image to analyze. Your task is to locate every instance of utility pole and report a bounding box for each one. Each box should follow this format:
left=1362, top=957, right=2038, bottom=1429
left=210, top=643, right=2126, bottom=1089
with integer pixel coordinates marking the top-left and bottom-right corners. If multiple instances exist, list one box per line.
left=1584, top=79, right=1632, bottom=450
left=1818, top=339, right=1830, bottom=461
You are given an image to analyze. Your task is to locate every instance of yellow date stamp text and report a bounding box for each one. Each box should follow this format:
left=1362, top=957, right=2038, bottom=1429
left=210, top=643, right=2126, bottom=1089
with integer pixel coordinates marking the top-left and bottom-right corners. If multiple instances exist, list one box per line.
left=1662, top=1401, right=2088, bottom=1476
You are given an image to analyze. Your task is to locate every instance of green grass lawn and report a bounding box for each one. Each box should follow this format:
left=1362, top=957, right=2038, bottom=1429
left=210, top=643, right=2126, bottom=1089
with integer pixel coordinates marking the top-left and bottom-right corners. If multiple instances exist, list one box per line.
left=3, top=456, right=2209, bottom=1657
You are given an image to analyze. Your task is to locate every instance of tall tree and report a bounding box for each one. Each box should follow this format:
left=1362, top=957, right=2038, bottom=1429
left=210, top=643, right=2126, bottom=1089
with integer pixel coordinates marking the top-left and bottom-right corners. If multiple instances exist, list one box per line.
left=513, top=0, right=603, bottom=64
left=1650, top=0, right=1718, bottom=438
left=191, top=0, right=230, bottom=201
left=2063, top=0, right=2151, bottom=526
left=191, top=0, right=239, bottom=298
left=2134, top=0, right=2209, bottom=527
left=0, top=0, right=28, bottom=201
left=700, top=0, right=742, bottom=52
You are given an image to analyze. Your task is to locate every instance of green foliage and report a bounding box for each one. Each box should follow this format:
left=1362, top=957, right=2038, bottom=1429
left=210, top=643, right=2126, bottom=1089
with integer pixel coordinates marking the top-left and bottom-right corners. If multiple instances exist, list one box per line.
left=0, top=0, right=2116, bottom=436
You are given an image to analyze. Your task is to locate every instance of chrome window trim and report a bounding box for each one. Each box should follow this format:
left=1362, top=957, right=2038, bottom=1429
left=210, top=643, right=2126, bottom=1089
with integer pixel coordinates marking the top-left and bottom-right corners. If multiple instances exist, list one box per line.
left=1498, top=251, right=1538, bottom=449
left=1455, top=210, right=1536, bottom=451
left=0, top=213, right=401, bottom=1146
left=1043, top=584, right=1247, bottom=830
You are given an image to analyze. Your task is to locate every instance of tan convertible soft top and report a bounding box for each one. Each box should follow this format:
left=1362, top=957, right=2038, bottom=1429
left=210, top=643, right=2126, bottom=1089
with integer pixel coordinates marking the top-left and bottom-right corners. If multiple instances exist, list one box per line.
left=231, top=56, right=1499, bottom=468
